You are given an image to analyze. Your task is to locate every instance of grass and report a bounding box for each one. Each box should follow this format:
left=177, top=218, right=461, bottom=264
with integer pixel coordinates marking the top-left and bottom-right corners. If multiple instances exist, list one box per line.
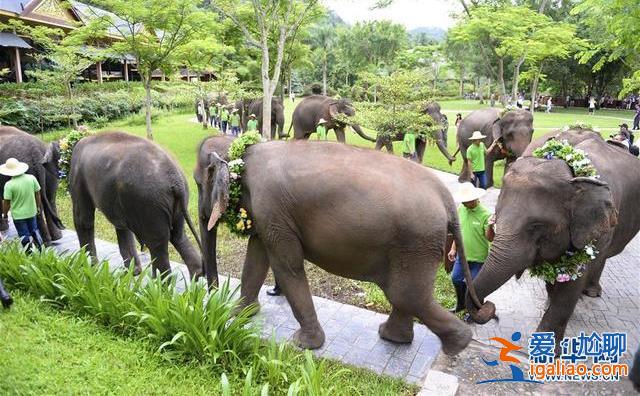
left=0, top=243, right=415, bottom=395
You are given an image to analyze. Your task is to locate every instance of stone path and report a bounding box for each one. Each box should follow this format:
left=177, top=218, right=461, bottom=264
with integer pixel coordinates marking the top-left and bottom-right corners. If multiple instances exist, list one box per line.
left=5, top=167, right=639, bottom=393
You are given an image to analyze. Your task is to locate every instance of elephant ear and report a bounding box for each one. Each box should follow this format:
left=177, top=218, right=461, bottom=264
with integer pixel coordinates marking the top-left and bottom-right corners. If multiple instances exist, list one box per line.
left=570, top=177, right=618, bottom=249
left=207, top=152, right=231, bottom=231
left=491, top=118, right=502, bottom=141
left=328, top=102, right=338, bottom=119
left=42, top=142, right=60, bottom=165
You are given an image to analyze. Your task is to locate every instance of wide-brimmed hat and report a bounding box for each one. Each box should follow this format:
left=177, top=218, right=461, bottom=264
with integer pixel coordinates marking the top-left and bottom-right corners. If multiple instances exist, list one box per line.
left=469, top=131, right=486, bottom=141
left=454, top=182, right=486, bottom=203
left=0, top=158, right=28, bottom=177
left=620, top=123, right=629, bottom=129
left=232, top=108, right=238, bottom=113
left=318, top=118, right=326, bottom=124
left=249, top=114, right=256, bottom=118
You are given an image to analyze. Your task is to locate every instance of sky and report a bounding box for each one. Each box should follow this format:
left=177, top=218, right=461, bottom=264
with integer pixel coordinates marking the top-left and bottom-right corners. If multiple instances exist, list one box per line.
left=322, top=0, right=462, bottom=30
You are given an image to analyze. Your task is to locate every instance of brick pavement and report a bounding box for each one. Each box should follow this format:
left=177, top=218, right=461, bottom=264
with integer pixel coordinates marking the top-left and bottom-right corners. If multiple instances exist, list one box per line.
left=5, top=167, right=639, bottom=391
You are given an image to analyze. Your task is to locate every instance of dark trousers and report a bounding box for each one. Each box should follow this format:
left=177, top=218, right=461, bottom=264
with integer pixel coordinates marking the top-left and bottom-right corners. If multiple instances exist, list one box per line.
left=221, top=121, right=228, bottom=134
left=13, top=216, right=43, bottom=251
left=403, top=152, right=418, bottom=162
left=231, top=126, right=240, bottom=136
left=633, top=113, right=640, bottom=130
left=451, top=256, right=483, bottom=287
left=473, top=170, right=487, bottom=189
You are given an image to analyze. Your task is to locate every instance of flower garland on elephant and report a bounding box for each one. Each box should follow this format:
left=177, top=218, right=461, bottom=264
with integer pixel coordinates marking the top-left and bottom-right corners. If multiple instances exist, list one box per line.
left=529, top=136, right=599, bottom=284
left=58, top=127, right=93, bottom=191
left=221, top=131, right=262, bottom=237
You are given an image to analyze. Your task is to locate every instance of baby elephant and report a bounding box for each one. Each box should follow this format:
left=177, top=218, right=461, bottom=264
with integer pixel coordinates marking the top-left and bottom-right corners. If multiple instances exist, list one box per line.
left=198, top=138, right=480, bottom=355
left=69, top=132, right=202, bottom=277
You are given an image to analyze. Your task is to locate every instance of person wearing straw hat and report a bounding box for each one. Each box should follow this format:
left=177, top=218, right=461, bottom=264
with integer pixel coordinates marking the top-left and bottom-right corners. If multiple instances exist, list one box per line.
left=467, top=130, right=489, bottom=189
left=1, top=158, right=44, bottom=251
left=247, top=114, right=258, bottom=132
left=316, top=118, right=327, bottom=140
left=229, top=108, right=241, bottom=136
left=447, top=182, right=495, bottom=316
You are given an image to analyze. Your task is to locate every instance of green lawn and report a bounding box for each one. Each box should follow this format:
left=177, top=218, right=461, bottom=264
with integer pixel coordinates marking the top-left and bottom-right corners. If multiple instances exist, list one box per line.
left=0, top=292, right=414, bottom=395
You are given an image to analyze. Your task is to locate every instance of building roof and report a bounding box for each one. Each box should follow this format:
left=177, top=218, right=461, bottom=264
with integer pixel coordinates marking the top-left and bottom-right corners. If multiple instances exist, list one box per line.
left=0, top=1, right=29, bottom=14
left=0, top=32, right=32, bottom=48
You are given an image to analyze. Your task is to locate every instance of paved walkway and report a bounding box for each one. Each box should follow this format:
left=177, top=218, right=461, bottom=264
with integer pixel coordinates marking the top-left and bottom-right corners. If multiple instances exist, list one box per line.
left=6, top=167, right=639, bottom=392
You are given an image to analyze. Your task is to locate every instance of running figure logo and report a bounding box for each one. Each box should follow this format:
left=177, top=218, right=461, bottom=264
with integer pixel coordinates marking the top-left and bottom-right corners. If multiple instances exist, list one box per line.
left=477, top=331, right=542, bottom=384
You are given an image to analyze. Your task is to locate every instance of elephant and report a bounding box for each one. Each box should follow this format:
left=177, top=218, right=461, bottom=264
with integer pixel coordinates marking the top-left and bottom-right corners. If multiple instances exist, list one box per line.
left=467, top=127, right=640, bottom=349
left=456, top=108, right=533, bottom=188
left=0, top=127, right=64, bottom=243
left=195, top=137, right=481, bottom=354
left=235, top=97, right=286, bottom=140
left=69, top=132, right=202, bottom=277
left=288, top=95, right=376, bottom=143
left=374, top=101, right=455, bottom=164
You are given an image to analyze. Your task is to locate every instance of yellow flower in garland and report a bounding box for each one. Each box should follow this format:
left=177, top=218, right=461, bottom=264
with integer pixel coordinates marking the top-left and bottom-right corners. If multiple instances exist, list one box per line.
left=236, top=220, right=245, bottom=231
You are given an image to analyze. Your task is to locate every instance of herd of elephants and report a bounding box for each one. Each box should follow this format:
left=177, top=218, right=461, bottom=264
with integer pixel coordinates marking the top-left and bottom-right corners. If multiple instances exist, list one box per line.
left=1, top=93, right=639, bottom=357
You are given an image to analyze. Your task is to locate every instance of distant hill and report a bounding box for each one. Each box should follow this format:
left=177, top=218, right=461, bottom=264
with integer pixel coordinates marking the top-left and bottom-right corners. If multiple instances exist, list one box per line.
left=408, top=27, right=447, bottom=42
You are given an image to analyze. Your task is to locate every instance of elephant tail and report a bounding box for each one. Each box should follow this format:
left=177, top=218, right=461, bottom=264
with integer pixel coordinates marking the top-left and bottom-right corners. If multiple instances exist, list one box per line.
left=176, top=188, right=203, bottom=253
left=285, top=120, right=293, bottom=139
left=447, top=213, right=484, bottom=311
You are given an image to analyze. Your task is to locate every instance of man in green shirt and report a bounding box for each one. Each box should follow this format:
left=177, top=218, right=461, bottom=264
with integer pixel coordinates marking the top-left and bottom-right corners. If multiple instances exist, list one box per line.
left=247, top=114, right=258, bottom=132
left=447, top=182, right=495, bottom=316
left=316, top=118, right=327, bottom=140
left=467, top=131, right=488, bottom=189
left=402, top=131, right=418, bottom=162
left=229, top=109, right=241, bottom=136
left=1, top=158, right=43, bottom=251
left=220, top=107, right=230, bottom=135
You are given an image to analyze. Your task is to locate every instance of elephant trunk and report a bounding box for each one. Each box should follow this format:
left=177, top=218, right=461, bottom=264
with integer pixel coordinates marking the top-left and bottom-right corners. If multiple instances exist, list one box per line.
left=465, top=232, right=534, bottom=324
left=351, top=124, right=376, bottom=142
left=435, top=137, right=454, bottom=163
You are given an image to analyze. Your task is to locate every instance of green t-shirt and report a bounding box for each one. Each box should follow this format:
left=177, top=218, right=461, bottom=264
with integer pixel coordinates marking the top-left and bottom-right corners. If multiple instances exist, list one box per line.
left=467, top=142, right=486, bottom=172
left=458, top=204, right=491, bottom=262
left=402, top=132, right=416, bottom=154
left=3, top=174, right=41, bottom=220
left=230, top=114, right=240, bottom=127
left=316, top=125, right=327, bottom=140
left=220, top=109, right=229, bottom=122
left=247, top=119, right=258, bottom=131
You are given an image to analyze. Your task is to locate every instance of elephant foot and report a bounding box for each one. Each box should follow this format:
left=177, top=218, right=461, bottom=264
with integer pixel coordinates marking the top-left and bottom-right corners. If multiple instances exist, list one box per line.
left=292, top=326, right=325, bottom=350
left=49, top=228, right=63, bottom=241
left=378, top=320, right=414, bottom=344
left=233, top=299, right=260, bottom=317
left=582, top=284, right=602, bottom=298
left=439, top=325, right=472, bottom=356
left=0, top=217, right=8, bottom=231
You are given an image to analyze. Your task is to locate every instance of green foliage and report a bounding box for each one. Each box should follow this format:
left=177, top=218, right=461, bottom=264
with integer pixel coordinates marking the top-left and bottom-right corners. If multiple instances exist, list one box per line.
left=532, top=137, right=598, bottom=177
left=58, top=129, right=92, bottom=189
left=529, top=243, right=598, bottom=284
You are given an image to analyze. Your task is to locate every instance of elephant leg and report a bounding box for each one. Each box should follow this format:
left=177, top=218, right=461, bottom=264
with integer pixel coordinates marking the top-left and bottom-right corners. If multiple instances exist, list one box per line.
left=385, top=139, right=394, bottom=153
left=147, top=242, right=171, bottom=279
left=537, top=274, right=587, bottom=354
left=374, top=137, right=384, bottom=151
left=238, top=235, right=269, bottom=313
left=379, top=307, right=414, bottom=343
left=381, top=255, right=472, bottom=355
left=267, top=238, right=324, bottom=349
left=170, top=225, right=202, bottom=279
left=72, top=191, right=97, bottom=263
left=36, top=212, right=52, bottom=245
left=199, top=218, right=218, bottom=288
left=458, top=154, right=472, bottom=183
left=115, top=228, right=142, bottom=275
left=583, top=258, right=606, bottom=297
left=416, top=140, right=427, bottom=164
left=335, top=128, right=346, bottom=143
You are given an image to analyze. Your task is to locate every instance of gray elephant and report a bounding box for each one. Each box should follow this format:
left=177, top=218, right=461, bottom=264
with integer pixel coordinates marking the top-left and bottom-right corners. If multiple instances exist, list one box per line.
left=196, top=137, right=480, bottom=354
left=69, top=132, right=202, bottom=277
left=235, top=97, right=286, bottom=140
left=374, top=102, right=455, bottom=164
left=467, top=128, right=640, bottom=348
left=288, top=95, right=376, bottom=143
left=0, top=126, right=63, bottom=243
left=456, top=108, right=533, bottom=188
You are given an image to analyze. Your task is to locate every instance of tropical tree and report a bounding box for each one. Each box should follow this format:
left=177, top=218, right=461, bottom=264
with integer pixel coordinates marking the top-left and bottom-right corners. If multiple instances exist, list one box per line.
left=86, top=0, right=215, bottom=140
left=210, top=0, right=320, bottom=140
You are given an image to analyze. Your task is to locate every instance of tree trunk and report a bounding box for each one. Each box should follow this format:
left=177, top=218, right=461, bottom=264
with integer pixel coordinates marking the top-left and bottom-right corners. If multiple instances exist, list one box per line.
left=459, top=65, right=465, bottom=98
left=322, top=50, right=327, bottom=96
left=497, top=57, right=507, bottom=105
left=511, top=55, right=525, bottom=103
left=530, top=67, right=542, bottom=113
left=478, top=77, right=484, bottom=104
left=143, top=75, right=153, bottom=140
left=67, top=82, right=78, bottom=130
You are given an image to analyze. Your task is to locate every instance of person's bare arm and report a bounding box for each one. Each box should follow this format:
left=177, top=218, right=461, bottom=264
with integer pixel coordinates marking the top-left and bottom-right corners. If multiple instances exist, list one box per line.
left=35, top=192, right=42, bottom=215
left=2, top=200, right=10, bottom=218
left=486, top=215, right=496, bottom=242
left=447, top=240, right=457, bottom=262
